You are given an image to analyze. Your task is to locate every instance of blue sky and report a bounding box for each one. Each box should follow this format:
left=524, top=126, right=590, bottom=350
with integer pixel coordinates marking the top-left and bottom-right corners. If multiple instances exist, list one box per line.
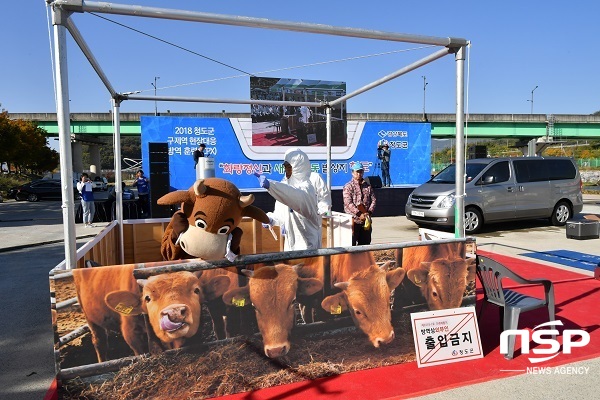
left=3, top=1, right=600, bottom=116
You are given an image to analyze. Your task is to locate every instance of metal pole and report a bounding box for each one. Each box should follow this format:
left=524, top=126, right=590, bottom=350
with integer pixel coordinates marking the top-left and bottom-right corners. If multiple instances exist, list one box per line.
left=422, top=75, right=428, bottom=121
left=112, top=98, right=124, bottom=264
left=72, top=1, right=467, bottom=47
left=530, top=85, right=538, bottom=114
left=454, top=46, right=466, bottom=239
left=326, top=107, right=333, bottom=247
left=152, top=76, right=160, bottom=115
left=330, top=47, right=451, bottom=107
left=52, top=6, right=77, bottom=269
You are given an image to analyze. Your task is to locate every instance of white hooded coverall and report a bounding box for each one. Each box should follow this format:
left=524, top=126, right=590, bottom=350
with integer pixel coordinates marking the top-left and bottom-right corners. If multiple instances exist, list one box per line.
left=266, top=148, right=321, bottom=251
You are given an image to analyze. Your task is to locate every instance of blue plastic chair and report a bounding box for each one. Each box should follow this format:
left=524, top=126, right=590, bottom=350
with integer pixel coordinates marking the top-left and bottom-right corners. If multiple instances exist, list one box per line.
left=476, top=255, right=555, bottom=359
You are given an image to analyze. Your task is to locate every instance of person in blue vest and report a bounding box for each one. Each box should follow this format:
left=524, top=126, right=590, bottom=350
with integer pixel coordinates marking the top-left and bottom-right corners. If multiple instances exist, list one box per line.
left=132, top=169, right=150, bottom=217
left=77, top=173, right=96, bottom=227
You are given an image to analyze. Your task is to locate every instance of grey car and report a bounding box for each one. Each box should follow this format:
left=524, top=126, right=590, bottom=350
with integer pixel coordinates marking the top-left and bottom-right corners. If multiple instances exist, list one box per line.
left=405, top=157, right=584, bottom=234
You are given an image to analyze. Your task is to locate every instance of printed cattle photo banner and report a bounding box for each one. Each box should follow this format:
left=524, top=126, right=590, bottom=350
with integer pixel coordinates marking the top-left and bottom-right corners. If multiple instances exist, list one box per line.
left=51, top=241, right=475, bottom=399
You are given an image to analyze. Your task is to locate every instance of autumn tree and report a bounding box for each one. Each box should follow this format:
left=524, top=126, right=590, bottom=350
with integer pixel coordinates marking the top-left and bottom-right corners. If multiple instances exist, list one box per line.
left=0, top=112, right=59, bottom=174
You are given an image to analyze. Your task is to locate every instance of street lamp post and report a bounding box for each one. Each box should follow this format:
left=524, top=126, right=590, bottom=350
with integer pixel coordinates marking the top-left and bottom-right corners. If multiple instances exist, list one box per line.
left=528, top=85, right=538, bottom=114
left=151, top=76, right=160, bottom=116
left=422, top=75, right=428, bottom=121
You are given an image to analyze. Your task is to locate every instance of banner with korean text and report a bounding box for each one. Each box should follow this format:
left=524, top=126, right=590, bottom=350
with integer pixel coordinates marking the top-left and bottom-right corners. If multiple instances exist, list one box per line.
left=140, top=116, right=431, bottom=190
left=411, top=306, right=483, bottom=368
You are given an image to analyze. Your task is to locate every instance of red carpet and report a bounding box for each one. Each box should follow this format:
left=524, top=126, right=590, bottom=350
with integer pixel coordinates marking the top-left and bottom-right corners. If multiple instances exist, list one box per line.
left=212, top=251, right=600, bottom=400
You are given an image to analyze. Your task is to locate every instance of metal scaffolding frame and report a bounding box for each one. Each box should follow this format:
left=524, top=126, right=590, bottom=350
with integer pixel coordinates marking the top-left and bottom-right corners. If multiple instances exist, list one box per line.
left=48, top=0, right=468, bottom=269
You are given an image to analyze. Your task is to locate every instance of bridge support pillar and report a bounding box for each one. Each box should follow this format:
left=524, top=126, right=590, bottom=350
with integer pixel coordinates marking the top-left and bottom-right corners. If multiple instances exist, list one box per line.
left=72, top=141, right=83, bottom=174
left=89, top=144, right=101, bottom=177
left=527, top=138, right=537, bottom=156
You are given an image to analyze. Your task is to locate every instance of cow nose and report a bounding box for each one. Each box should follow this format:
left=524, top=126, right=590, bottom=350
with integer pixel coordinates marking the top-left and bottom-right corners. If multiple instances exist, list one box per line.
left=164, top=305, right=188, bottom=322
left=375, top=331, right=395, bottom=347
left=265, top=345, right=288, bottom=358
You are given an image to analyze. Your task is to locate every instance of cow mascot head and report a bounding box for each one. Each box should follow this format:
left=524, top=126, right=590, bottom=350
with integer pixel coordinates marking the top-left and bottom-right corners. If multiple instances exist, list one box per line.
left=158, top=178, right=270, bottom=261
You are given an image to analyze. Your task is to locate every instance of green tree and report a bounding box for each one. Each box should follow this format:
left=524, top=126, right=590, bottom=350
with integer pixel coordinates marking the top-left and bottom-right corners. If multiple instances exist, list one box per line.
left=0, top=112, right=59, bottom=174
left=0, top=112, right=19, bottom=170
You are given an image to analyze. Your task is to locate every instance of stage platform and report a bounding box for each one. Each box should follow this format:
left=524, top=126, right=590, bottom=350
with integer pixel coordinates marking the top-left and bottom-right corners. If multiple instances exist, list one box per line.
left=245, top=185, right=416, bottom=217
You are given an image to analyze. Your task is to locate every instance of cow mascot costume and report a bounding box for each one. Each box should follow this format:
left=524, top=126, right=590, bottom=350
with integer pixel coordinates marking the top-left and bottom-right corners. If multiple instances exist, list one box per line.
left=158, top=177, right=269, bottom=261
left=157, top=177, right=270, bottom=339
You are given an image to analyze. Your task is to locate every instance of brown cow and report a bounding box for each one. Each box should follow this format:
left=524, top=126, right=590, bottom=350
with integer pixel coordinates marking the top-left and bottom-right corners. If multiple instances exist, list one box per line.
left=73, top=265, right=230, bottom=362
left=395, top=243, right=475, bottom=310
left=223, top=252, right=405, bottom=358
left=307, top=253, right=405, bottom=348
left=158, top=178, right=269, bottom=340
left=223, top=264, right=322, bottom=358
left=73, top=265, right=147, bottom=362
left=198, top=267, right=256, bottom=340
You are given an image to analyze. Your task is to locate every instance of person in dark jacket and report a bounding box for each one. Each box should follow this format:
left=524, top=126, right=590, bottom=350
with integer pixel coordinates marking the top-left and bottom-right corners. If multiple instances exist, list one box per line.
left=193, top=143, right=206, bottom=169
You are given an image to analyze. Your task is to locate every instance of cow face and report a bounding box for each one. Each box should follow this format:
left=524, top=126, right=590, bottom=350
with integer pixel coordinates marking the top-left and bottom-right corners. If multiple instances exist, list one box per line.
left=106, top=271, right=230, bottom=349
left=321, top=263, right=405, bottom=348
left=158, top=178, right=269, bottom=259
left=223, top=264, right=322, bottom=358
left=406, top=257, right=476, bottom=310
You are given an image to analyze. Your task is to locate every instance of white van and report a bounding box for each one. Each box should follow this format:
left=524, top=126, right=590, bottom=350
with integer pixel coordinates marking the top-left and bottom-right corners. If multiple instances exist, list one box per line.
left=405, top=157, right=584, bottom=234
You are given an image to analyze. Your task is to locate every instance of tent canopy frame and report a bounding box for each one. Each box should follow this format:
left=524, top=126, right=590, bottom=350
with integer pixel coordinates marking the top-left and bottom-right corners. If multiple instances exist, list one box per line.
left=49, top=0, right=468, bottom=269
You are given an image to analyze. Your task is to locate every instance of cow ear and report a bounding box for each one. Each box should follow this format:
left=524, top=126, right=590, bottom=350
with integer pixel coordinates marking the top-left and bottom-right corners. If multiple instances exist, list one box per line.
left=105, top=291, right=144, bottom=316
left=193, top=270, right=203, bottom=279
left=321, top=292, right=348, bottom=314
left=297, top=277, right=323, bottom=296
left=223, top=286, right=250, bottom=306
left=407, top=265, right=430, bottom=287
left=386, top=267, right=406, bottom=290
left=243, top=205, right=271, bottom=224
left=203, top=275, right=231, bottom=301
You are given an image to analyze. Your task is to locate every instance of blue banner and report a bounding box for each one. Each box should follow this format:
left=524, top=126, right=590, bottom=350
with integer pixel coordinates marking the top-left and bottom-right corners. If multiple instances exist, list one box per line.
left=141, top=116, right=431, bottom=191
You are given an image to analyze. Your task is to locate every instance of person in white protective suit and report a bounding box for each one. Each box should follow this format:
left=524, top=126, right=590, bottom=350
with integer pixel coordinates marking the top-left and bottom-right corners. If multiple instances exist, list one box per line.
left=310, top=172, right=332, bottom=217
left=254, top=148, right=321, bottom=251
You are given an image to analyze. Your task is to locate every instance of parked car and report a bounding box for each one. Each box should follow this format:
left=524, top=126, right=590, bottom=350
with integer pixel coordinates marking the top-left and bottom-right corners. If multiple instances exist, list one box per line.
left=15, top=179, right=80, bottom=202
left=108, top=183, right=135, bottom=201
left=92, top=176, right=108, bottom=191
left=6, top=187, right=19, bottom=199
left=405, top=157, right=584, bottom=234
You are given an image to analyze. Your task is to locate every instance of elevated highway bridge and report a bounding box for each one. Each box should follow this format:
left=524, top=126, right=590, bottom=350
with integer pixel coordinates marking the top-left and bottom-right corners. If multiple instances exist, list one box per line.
left=8, top=112, right=600, bottom=175
left=10, top=112, right=600, bottom=140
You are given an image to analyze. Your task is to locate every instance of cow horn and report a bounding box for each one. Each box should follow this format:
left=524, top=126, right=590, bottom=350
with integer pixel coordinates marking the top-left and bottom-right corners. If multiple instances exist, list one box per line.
left=136, top=279, right=148, bottom=287
left=241, top=269, right=255, bottom=278
left=379, top=261, right=393, bottom=271
left=239, top=194, right=254, bottom=207
left=292, top=263, right=305, bottom=273
left=193, top=179, right=207, bottom=196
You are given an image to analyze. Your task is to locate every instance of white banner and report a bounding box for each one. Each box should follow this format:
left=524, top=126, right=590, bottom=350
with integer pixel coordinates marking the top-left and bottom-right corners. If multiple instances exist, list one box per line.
left=411, top=306, right=483, bottom=368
